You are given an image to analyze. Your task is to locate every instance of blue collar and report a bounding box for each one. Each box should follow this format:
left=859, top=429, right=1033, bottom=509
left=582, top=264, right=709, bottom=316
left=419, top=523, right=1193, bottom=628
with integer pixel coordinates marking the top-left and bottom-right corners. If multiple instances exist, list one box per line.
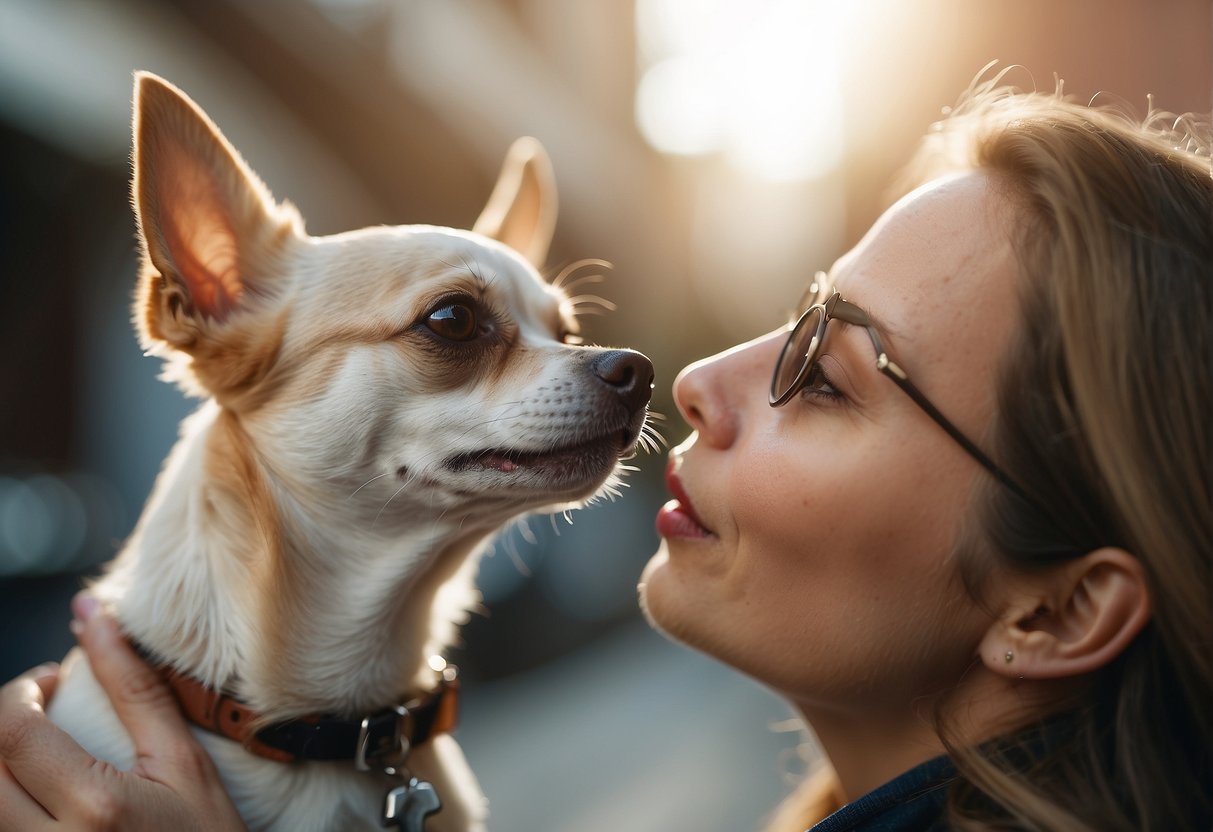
left=807, top=755, right=955, bottom=832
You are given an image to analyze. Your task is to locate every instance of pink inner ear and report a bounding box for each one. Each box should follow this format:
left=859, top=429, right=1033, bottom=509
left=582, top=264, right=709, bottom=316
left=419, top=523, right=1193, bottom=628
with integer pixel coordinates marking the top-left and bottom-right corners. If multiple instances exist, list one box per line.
left=158, top=146, right=245, bottom=321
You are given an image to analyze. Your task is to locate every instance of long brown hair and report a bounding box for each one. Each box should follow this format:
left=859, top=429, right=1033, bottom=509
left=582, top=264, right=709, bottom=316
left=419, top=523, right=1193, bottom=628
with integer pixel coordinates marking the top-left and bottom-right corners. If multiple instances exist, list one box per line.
left=924, top=77, right=1212, bottom=831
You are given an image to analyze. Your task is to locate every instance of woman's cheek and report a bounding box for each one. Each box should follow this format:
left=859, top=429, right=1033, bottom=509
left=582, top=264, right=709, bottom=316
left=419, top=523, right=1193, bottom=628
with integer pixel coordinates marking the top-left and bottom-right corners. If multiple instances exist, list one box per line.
left=728, top=447, right=816, bottom=555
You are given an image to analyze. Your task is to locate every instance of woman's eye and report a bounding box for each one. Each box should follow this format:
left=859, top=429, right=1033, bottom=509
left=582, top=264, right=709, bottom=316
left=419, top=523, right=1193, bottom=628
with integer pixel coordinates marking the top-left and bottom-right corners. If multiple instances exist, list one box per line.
left=425, top=303, right=478, bottom=341
left=801, top=364, right=843, bottom=401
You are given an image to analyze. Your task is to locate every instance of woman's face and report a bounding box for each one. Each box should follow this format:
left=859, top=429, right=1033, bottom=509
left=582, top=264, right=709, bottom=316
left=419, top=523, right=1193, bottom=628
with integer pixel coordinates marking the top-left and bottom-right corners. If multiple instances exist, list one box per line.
left=640, top=171, right=1022, bottom=715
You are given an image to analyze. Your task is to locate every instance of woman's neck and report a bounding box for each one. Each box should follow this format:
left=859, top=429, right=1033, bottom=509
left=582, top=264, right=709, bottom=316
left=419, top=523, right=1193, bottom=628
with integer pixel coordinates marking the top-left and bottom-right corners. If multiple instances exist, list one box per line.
left=795, top=666, right=1039, bottom=801
left=798, top=703, right=947, bottom=802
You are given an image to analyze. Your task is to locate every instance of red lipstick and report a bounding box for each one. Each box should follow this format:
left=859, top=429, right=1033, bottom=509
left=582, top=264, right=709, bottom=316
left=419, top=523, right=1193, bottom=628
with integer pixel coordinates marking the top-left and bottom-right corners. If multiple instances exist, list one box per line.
left=656, top=461, right=713, bottom=539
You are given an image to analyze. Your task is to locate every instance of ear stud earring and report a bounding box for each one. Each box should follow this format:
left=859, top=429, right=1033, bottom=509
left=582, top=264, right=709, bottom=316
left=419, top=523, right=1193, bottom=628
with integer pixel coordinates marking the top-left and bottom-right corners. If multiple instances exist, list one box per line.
left=1004, top=650, right=1014, bottom=663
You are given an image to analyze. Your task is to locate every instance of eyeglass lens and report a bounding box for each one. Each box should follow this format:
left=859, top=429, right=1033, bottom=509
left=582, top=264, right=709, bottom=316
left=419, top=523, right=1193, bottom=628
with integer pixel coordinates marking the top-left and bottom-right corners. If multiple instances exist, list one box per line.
left=773, top=305, right=825, bottom=402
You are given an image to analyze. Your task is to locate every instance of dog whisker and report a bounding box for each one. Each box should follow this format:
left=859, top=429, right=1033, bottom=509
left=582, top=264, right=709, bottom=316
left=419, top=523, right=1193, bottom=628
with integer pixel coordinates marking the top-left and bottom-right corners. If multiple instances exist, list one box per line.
left=638, top=422, right=667, bottom=453
left=516, top=516, right=538, bottom=546
left=437, top=401, right=527, bottom=449
left=346, top=471, right=393, bottom=501
left=400, top=402, right=531, bottom=475
left=457, top=252, right=488, bottom=286
left=497, top=519, right=540, bottom=577
left=564, top=294, right=618, bottom=312
left=373, top=481, right=412, bottom=527
left=550, top=258, right=612, bottom=291
left=506, top=545, right=532, bottom=577
left=559, top=273, right=608, bottom=295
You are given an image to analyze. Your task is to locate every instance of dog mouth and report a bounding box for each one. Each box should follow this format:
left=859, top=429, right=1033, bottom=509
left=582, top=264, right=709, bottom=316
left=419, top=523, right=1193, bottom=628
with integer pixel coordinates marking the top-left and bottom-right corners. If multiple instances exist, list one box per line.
left=444, top=425, right=640, bottom=489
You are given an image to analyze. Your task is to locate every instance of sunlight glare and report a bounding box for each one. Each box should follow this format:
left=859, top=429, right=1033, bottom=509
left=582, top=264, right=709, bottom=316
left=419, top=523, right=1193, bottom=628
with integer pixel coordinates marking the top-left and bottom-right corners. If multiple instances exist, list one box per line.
left=635, top=55, right=724, bottom=155
left=634, top=0, right=852, bottom=181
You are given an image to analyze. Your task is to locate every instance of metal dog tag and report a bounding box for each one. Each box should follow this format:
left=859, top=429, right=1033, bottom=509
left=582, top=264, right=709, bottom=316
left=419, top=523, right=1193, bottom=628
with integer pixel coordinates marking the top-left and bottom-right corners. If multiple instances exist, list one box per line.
left=382, top=777, right=442, bottom=831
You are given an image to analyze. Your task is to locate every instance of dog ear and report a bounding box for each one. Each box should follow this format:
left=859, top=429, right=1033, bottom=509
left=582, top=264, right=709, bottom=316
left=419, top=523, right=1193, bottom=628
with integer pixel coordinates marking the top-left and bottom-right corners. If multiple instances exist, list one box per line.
left=473, top=137, right=557, bottom=268
left=131, top=72, right=302, bottom=357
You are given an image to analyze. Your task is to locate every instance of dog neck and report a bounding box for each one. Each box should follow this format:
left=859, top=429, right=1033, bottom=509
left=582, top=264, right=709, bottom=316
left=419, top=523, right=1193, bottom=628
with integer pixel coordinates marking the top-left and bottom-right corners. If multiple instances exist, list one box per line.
left=95, top=399, right=490, bottom=721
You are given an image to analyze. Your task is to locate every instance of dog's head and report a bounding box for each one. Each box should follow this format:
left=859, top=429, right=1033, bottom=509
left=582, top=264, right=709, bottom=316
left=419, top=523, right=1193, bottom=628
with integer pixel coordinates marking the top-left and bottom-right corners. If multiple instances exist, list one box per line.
left=130, top=73, right=654, bottom=531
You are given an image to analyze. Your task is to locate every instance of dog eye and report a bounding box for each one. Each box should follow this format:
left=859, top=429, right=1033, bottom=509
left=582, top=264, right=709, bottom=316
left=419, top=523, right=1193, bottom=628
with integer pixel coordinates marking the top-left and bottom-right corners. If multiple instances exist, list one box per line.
left=425, top=303, right=478, bottom=341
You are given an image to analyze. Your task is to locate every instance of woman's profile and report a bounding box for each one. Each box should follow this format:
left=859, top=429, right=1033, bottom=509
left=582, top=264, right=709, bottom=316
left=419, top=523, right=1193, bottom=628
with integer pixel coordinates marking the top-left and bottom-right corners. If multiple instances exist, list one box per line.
left=645, top=76, right=1210, bottom=831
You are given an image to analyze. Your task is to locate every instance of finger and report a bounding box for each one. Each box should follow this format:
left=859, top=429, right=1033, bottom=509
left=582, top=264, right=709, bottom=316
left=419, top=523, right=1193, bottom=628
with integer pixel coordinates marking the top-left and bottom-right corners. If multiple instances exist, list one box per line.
left=0, top=672, right=103, bottom=818
left=0, top=664, right=58, bottom=714
left=75, top=608, right=199, bottom=765
left=0, top=759, right=54, bottom=832
left=27, top=664, right=59, bottom=705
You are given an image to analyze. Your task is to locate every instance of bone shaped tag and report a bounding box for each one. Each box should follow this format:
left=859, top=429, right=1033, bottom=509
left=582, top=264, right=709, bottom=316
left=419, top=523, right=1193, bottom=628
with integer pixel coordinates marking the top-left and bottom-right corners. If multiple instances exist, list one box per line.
left=382, top=777, right=443, bottom=832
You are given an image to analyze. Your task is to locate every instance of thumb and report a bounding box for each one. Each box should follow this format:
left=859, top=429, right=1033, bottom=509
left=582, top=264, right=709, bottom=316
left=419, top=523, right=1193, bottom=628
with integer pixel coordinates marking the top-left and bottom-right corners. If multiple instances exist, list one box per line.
left=72, top=597, right=199, bottom=763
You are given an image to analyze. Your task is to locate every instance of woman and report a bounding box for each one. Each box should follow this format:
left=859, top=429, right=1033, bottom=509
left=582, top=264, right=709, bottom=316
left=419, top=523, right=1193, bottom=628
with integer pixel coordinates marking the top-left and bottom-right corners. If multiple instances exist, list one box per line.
left=1, top=81, right=1209, bottom=831
left=646, top=81, right=1210, bottom=831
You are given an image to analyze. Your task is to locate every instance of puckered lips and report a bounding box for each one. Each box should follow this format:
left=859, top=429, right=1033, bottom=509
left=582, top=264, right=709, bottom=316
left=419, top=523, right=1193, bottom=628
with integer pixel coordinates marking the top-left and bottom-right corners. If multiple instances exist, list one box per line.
left=656, top=460, right=714, bottom=539
left=444, top=418, right=643, bottom=491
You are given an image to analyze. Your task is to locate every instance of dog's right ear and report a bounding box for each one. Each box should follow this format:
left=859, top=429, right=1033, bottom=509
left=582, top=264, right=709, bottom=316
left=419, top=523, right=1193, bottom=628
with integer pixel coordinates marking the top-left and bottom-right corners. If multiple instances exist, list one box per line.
left=473, top=137, right=558, bottom=269
left=131, top=72, right=301, bottom=358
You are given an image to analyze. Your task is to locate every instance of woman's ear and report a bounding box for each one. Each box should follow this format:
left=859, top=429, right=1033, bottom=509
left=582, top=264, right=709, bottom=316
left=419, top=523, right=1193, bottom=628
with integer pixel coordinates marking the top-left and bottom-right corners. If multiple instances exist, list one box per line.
left=978, top=548, right=1151, bottom=680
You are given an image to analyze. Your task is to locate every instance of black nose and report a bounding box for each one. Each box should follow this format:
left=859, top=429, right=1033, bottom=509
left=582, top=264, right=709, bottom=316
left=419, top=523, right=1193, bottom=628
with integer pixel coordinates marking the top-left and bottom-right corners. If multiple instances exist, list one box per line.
left=592, top=349, right=655, bottom=413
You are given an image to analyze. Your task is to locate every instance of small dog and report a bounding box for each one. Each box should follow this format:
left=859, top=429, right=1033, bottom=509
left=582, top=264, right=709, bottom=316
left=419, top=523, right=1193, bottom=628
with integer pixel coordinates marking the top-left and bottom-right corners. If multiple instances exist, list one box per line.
left=47, top=72, right=654, bottom=832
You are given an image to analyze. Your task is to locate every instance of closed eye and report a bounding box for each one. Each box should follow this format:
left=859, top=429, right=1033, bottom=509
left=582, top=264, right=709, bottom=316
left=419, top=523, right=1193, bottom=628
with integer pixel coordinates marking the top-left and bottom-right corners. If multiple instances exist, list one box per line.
left=800, top=363, right=844, bottom=403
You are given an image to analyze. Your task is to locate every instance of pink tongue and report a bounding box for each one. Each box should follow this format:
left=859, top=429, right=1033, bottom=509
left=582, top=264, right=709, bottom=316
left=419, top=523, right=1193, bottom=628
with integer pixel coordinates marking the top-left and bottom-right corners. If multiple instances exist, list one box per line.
left=483, top=454, right=519, bottom=472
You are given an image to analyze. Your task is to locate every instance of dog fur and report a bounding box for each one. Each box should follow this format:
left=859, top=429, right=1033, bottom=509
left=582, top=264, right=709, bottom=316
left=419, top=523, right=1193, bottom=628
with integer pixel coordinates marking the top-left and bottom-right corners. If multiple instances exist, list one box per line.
left=47, top=72, right=653, bottom=832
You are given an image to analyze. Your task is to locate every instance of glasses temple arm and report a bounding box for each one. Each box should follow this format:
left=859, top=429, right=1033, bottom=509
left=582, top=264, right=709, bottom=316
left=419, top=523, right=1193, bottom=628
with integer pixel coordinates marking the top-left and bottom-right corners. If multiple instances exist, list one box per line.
left=876, top=354, right=1049, bottom=513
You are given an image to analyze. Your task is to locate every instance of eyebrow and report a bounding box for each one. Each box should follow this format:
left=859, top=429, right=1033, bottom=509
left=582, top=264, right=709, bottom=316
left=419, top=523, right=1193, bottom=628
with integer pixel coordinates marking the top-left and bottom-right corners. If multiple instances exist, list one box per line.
left=800, top=271, right=901, bottom=343
left=843, top=298, right=899, bottom=344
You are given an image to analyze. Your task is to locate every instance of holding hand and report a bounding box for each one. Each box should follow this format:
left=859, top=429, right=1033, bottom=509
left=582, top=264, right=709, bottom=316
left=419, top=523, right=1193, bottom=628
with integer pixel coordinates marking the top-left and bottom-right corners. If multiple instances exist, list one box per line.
left=0, top=599, right=246, bottom=831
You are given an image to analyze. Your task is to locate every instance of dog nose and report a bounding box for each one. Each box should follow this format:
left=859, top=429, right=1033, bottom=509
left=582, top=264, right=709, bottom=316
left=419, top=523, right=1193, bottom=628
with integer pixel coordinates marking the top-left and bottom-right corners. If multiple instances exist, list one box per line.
left=592, top=350, right=655, bottom=413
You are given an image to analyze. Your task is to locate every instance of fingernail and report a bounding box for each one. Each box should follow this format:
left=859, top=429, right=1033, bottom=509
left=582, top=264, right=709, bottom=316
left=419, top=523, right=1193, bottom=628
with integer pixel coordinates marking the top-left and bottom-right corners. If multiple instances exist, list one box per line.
left=32, top=661, right=59, bottom=677
left=72, top=593, right=99, bottom=623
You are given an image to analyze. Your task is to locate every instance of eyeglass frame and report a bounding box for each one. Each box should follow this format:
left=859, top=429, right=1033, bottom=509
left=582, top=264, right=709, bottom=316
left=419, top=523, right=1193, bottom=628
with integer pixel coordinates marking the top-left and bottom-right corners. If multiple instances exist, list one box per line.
left=768, top=274, right=1042, bottom=514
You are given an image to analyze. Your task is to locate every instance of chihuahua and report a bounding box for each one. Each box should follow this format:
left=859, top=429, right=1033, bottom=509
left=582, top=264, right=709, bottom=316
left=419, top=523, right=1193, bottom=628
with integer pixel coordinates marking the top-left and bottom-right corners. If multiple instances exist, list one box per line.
left=47, top=72, right=654, bottom=832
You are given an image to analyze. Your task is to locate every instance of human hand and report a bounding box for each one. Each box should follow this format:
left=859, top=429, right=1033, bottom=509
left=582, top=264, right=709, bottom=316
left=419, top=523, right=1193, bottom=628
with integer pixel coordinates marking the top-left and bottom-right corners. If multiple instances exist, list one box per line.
left=0, top=597, right=247, bottom=831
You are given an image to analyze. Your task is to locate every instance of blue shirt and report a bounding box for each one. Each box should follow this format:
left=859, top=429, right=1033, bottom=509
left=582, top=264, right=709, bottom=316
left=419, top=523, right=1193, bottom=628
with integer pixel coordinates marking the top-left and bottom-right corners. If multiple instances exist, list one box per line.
left=807, top=756, right=955, bottom=832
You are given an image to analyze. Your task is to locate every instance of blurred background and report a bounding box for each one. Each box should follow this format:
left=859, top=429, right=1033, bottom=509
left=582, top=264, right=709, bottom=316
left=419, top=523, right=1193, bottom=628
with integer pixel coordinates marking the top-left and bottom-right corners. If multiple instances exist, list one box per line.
left=0, top=0, right=1208, bottom=829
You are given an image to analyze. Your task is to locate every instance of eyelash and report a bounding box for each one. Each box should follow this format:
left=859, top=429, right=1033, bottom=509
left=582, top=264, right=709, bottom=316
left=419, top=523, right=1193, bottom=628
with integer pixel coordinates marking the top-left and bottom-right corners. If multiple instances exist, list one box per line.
left=800, top=363, right=845, bottom=403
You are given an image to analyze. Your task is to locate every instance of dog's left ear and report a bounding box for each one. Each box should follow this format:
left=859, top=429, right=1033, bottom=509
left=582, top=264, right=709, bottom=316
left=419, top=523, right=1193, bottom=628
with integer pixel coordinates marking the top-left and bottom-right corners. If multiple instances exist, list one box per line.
left=132, top=72, right=302, bottom=355
left=473, top=137, right=557, bottom=268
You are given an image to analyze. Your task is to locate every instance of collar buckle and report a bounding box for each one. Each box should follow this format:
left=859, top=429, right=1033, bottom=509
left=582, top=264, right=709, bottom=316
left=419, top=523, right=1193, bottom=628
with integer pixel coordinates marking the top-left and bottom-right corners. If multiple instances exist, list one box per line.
left=355, top=704, right=414, bottom=772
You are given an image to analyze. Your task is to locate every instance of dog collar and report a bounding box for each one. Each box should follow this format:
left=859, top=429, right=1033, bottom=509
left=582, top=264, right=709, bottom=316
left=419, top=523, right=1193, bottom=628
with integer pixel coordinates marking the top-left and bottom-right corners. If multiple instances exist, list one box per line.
left=135, top=644, right=460, bottom=767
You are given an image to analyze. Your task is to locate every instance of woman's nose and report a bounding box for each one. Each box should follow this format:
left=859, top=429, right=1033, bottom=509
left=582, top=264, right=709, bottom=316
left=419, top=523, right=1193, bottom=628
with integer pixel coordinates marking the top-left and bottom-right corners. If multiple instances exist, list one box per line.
left=672, top=331, right=784, bottom=449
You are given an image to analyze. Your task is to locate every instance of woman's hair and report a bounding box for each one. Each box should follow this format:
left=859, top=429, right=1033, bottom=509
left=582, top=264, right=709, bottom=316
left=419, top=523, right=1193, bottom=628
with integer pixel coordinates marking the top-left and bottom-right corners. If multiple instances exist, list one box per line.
left=919, top=74, right=1212, bottom=831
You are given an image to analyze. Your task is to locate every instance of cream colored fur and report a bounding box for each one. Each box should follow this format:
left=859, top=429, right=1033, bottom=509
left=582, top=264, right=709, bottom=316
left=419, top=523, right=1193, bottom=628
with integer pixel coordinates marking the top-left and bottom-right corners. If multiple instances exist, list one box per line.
left=47, top=72, right=652, bottom=832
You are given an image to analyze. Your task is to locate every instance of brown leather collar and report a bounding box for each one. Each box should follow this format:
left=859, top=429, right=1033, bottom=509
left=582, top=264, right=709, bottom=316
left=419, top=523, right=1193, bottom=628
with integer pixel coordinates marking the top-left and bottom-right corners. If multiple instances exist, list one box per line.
left=148, top=651, right=460, bottom=767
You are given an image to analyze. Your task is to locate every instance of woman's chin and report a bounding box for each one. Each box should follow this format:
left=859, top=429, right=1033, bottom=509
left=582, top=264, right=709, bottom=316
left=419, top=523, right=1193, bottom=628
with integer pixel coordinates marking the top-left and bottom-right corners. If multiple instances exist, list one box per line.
left=637, top=544, right=678, bottom=635
left=638, top=543, right=708, bottom=650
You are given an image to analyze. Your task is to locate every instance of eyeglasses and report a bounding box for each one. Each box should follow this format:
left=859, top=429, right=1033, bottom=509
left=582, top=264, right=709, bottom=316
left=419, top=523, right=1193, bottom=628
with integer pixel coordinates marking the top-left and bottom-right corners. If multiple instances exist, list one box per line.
left=769, top=274, right=1040, bottom=510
